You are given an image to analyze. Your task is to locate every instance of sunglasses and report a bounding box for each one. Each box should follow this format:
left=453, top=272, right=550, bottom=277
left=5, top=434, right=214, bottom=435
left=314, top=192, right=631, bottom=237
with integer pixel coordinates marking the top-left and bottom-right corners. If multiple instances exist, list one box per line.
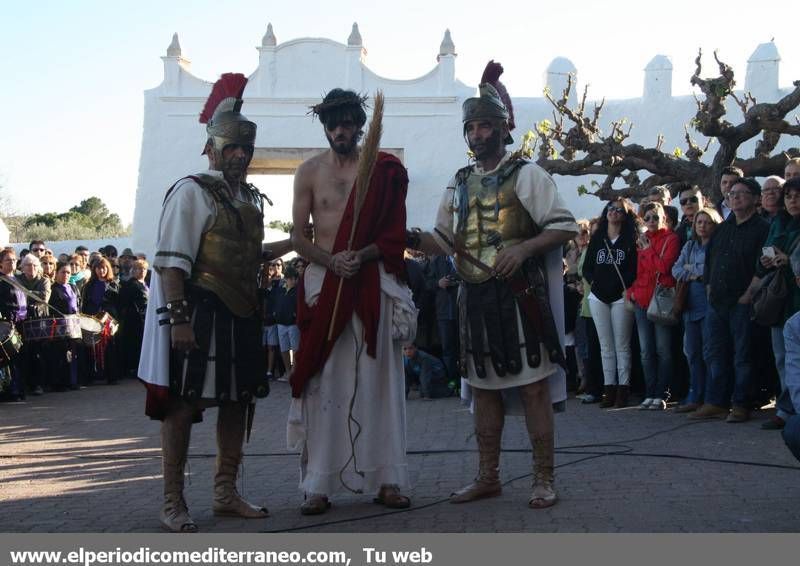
left=607, top=206, right=624, bottom=214
left=643, top=214, right=661, bottom=222
left=679, top=196, right=699, bottom=205
left=31, top=248, right=45, bottom=252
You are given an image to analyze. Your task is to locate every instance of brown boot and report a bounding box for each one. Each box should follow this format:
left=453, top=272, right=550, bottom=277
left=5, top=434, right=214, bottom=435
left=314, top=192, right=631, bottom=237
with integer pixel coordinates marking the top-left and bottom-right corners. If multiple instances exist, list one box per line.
left=614, top=385, right=630, bottom=408
left=160, top=403, right=198, bottom=533
left=599, top=385, right=617, bottom=408
left=213, top=403, right=269, bottom=518
left=450, top=390, right=504, bottom=503
left=530, top=437, right=557, bottom=509
left=518, top=381, right=557, bottom=509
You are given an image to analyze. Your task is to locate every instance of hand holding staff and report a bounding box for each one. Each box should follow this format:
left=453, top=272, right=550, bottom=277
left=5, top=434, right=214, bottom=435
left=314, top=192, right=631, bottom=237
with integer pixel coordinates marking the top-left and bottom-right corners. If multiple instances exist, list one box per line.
left=327, top=91, right=385, bottom=341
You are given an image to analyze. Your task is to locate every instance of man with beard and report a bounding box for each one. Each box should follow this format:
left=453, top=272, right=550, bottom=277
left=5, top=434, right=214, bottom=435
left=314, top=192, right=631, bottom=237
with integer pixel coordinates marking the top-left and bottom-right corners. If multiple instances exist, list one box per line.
left=139, top=73, right=292, bottom=532
left=407, top=62, right=577, bottom=508
left=287, top=89, right=413, bottom=515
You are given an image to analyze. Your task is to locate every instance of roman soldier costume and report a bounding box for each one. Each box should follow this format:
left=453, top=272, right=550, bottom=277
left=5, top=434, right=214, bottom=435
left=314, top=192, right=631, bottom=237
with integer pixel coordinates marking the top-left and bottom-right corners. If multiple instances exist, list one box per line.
left=426, top=62, right=578, bottom=508
left=139, top=73, right=269, bottom=532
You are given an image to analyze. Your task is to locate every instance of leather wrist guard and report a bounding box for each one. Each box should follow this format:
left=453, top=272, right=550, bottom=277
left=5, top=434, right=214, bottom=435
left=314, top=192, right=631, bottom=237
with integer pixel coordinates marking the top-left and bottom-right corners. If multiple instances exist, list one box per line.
left=166, top=299, right=191, bottom=325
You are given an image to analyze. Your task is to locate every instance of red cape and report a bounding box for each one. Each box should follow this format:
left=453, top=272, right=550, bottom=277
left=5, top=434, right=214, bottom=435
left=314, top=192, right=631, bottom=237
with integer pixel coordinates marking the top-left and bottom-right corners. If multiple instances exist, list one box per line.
left=290, top=152, right=408, bottom=397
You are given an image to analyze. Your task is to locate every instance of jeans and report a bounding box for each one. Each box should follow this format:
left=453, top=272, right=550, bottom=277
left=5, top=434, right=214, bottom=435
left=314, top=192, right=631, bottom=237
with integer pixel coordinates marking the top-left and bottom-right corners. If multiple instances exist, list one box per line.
left=583, top=316, right=605, bottom=397
left=771, top=325, right=790, bottom=420
left=703, top=303, right=754, bottom=408
left=683, top=315, right=708, bottom=405
left=634, top=307, right=673, bottom=400
left=779, top=314, right=800, bottom=455
left=782, top=415, right=800, bottom=463
left=588, top=299, right=634, bottom=386
left=780, top=313, right=800, bottom=419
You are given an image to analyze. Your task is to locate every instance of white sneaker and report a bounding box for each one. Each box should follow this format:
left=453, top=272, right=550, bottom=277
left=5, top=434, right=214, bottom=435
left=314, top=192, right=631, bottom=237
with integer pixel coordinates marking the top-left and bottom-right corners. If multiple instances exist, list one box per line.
left=648, top=398, right=667, bottom=411
left=638, top=398, right=654, bottom=410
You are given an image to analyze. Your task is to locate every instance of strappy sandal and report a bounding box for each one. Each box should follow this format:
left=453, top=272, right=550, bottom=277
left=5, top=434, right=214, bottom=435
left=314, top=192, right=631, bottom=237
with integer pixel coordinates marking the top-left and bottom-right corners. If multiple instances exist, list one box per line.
left=300, top=494, right=331, bottom=516
left=160, top=497, right=198, bottom=533
left=373, top=485, right=411, bottom=509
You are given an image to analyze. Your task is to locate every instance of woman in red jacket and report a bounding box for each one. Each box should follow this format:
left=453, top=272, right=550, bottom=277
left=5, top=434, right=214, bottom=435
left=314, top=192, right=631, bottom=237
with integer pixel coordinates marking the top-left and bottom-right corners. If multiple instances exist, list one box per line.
left=628, top=202, right=681, bottom=410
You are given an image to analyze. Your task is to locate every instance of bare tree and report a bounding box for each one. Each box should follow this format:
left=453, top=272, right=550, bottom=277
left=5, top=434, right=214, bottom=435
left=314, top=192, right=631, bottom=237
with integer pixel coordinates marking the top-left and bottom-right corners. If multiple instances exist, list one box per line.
left=531, top=49, right=800, bottom=202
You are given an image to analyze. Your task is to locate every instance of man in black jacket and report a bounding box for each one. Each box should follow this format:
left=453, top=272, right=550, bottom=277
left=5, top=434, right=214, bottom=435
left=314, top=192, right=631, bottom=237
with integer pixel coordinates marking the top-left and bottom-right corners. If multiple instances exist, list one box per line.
left=697, top=177, right=770, bottom=422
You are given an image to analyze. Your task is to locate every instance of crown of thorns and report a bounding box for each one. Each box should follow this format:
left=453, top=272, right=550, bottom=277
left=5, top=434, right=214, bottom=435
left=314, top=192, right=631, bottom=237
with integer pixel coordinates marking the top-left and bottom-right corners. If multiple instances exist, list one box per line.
left=307, top=92, right=369, bottom=119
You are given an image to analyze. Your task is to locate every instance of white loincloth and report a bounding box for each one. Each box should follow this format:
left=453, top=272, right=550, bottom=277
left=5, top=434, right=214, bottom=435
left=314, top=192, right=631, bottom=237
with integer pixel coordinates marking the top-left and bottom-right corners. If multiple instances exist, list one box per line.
left=287, top=262, right=410, bottom=495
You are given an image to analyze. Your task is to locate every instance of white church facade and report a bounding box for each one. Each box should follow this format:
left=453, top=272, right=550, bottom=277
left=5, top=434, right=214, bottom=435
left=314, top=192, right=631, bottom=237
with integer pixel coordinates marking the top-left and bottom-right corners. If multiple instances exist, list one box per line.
left=133, top=25, right=795, bottom=256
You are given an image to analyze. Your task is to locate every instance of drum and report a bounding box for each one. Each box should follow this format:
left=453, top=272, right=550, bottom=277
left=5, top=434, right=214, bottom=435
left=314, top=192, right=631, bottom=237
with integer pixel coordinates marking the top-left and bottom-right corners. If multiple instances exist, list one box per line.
left=0, top=321, right=23, bottom=365
left=96, top=313, right=120, bottom=337
left=78, top=315, right=104, bottom=346
left=22, top=315, right=82, bottom=342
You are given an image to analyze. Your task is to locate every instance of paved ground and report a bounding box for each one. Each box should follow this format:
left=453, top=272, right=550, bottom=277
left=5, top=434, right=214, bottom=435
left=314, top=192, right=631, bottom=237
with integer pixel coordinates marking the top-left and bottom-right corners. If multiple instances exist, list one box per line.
left=1, top=379, right=799, bottom=533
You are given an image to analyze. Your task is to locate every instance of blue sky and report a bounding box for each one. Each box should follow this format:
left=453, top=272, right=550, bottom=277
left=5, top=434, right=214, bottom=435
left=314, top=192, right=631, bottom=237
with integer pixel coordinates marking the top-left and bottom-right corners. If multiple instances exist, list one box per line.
left=0, top=0, right=796, bottom=224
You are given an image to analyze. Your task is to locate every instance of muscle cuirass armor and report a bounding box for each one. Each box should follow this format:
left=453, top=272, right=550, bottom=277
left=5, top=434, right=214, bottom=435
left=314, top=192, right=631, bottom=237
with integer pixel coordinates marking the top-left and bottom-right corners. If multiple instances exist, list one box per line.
left=452, top=158, right=536, bottom=283
left=189, top=175, right=264, bottom=318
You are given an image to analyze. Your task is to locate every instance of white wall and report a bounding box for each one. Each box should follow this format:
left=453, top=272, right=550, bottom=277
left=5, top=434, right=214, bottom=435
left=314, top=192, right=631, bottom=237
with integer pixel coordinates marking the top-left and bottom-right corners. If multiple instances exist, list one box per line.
left=134, top=32, right=794, bottom=255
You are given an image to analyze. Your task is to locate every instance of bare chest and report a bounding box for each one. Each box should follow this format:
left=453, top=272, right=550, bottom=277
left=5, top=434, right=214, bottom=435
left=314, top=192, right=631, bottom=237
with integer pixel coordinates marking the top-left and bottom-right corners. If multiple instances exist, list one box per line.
left=312, top=168, right=356, bottom=214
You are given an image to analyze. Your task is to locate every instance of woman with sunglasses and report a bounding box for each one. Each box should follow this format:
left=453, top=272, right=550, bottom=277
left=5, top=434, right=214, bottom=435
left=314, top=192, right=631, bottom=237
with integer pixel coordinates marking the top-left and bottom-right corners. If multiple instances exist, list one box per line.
left=629, top=202, right=681, bottom=410
left=581, top=198, right=640, bottom=408
left=672, top=207, right=722, bottom=413
left=675, top=184, right=704, bottom=246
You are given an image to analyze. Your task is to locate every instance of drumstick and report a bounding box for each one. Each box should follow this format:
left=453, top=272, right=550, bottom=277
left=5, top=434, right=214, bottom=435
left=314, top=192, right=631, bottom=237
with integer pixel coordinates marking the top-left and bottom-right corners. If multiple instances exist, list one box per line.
left=0, top=274, right=69, bottom=318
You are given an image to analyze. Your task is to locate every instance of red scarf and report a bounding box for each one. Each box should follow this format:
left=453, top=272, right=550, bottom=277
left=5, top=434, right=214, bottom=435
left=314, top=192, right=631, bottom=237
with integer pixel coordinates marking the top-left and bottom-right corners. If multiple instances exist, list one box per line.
left=290, top=153, right=408, bottom=397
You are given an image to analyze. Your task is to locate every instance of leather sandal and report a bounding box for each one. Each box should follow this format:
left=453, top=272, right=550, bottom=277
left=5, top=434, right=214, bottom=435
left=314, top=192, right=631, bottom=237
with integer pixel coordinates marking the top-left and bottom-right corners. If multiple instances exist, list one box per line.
left=160, top=497, right=198, bottom=533
left=528, top=473, right=557, bottom=509
left=373, top=485, right=411, bottom=509
left=300, top=494, right=331, bottom=516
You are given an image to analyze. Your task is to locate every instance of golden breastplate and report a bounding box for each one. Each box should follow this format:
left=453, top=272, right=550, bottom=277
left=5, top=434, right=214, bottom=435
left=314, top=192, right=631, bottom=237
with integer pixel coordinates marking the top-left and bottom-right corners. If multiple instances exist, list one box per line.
left=452, top=161, right=536, bottom=284
left=191, top=179, right=264, bottom=317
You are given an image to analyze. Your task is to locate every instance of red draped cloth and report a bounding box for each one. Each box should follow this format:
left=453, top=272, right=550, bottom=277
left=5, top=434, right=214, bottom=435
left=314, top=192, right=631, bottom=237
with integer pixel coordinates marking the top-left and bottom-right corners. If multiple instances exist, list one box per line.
left=290, top=152, right=409, bottom=398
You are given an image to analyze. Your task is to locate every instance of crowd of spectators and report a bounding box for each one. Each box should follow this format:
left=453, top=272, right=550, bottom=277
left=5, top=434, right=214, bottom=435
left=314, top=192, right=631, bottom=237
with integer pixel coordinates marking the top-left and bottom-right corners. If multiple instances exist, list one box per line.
left=6, top=160, right=800, bottom=465
left=0, top=242, right=149, bottom=401
left=402, top=158, right=800, bottom=464
left=569, top=158, right=800, bottom=459
left=259, top=256, right=305, bottom=383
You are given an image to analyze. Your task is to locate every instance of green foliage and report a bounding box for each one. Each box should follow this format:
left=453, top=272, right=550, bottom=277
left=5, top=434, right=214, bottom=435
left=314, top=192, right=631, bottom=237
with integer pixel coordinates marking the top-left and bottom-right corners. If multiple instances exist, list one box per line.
left=519, top=130, right=535, bottom=159
left=672, top=147, right=684, bottom=158
left=6, top=196, right=127, bottom=243
left=268, top=219, right=293, bottom=233
left=23, top=212, right=61, bottom=228
left=536, top=120, right=552, bottom=135
left=577, top=185, right=589, bottom=196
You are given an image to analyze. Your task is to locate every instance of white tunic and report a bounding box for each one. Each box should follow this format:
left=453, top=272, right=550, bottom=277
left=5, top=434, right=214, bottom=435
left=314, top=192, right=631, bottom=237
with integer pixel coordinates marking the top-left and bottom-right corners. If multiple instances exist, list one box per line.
left=287, top=263, right=411, bottom=496
left=431, top=153, right=577, bottom=405
left=138, top=171, right=259, bottom=399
